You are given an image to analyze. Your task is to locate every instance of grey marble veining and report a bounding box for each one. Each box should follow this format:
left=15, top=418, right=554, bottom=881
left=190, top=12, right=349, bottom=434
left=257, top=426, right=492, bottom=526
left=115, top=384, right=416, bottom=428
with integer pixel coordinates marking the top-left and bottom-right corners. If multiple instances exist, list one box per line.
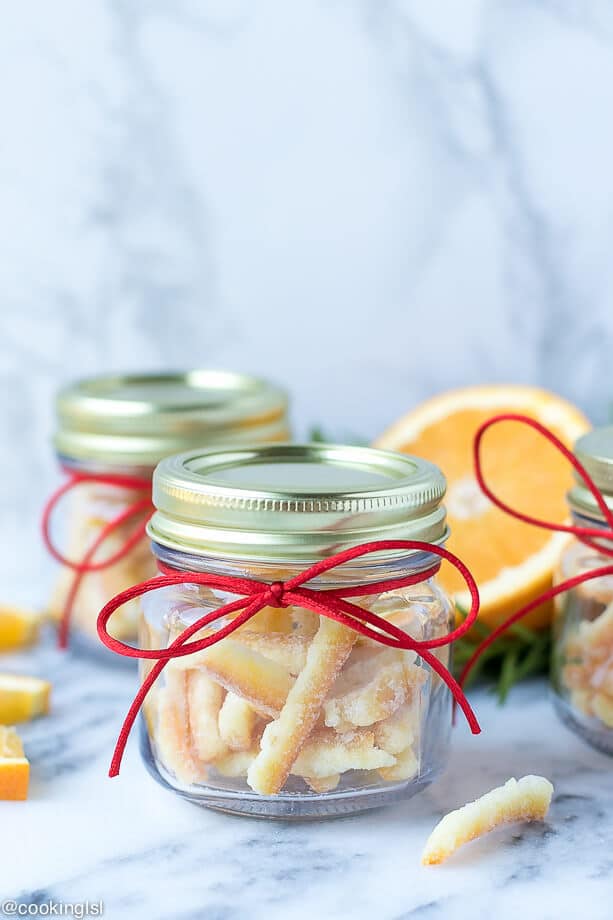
left=3, top=2, right=613, bottom=513
left=2, top=4, right=613, bottom=916
left=1, top=629, right=612, bottom=920
left=4, top=0, right=613, bottom=598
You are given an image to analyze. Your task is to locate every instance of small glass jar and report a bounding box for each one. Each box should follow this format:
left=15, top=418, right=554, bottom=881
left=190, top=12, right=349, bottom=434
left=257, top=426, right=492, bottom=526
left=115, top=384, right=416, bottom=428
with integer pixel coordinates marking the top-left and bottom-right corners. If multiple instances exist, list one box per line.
left=552, top=426, right=613, bottom=754
left=139, top=443, right=454, bottom=818
left=48, top=371, right=289, bottom=650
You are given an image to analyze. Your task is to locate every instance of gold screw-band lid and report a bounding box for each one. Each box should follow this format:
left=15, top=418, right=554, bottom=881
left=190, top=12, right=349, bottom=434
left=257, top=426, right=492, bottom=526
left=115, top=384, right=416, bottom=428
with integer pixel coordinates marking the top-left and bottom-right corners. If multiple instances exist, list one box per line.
left=568, top=425, right=613, bottom=519
left=54, top=370, right=290, bottom=467
left=148, top=442, right=448, bottom=562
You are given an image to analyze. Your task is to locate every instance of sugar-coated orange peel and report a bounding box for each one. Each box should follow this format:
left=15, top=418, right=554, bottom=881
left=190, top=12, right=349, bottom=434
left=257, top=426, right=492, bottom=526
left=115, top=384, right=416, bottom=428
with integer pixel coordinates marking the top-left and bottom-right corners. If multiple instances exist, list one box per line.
left=0, top=725, right=30, bottom=801
left=0, top=605, right=42, bottom=651
left=422, top=775, right=554, bottom=865
left=0, top=674, right=51, bottom=724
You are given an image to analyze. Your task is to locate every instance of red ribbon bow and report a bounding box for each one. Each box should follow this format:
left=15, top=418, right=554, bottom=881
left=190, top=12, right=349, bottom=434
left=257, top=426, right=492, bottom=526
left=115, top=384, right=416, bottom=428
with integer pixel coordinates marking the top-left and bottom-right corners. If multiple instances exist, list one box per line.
left=460, top=413, right=613, bottom=687
left=41, top=468, right=154, bottom=648
left=97, top=539, right=481, bottom=777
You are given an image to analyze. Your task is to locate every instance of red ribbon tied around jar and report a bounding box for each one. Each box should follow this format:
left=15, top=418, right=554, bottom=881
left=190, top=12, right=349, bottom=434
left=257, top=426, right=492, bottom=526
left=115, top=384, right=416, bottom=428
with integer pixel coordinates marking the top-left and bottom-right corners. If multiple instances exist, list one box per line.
left=97, top=539, right=482, bottom=777
left=460, top=413, right=613, bottom=687
left=41, top=468, right=154, bottom=648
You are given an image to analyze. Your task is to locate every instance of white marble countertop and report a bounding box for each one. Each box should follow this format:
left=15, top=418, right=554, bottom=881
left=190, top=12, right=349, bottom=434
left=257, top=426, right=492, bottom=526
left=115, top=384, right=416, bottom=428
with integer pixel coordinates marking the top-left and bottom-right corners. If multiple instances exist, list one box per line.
left=1, top=631, right=611, bottom=920
left=2, top=2, right=613, bottom=915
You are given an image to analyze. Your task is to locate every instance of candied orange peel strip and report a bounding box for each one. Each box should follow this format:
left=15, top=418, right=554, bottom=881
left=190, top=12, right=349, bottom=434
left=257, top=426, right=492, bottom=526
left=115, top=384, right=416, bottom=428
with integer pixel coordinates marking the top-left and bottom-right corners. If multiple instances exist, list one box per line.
left=0, top=725, right=30, bottom=801
left=374, top=701, right=420, bottom=756
left=215, top=749, right=258, bottom=778
left=0, top=605, right=42, bottom=651
left=218, top=692, right=259, bottom=752
left=155, top=670, right=207, bottom=785
left=247, top=618, right=357, bottom=795
left=227, top=630, right=309, bottom=675
left=291, top=728, right=394, bottom=779
left=421, top=775, right=553, bottom=866
left=169, top=638, right=294, bottom=718
left=378, top=746, right=418, bottom=782
left=561, top=601, right=613, bottom=725
left=324, top=649, right=424, bottom=730
left=187, top=672, right=226, bottom=763
left=0, top=674, right=51, bottom=724
left=304, top=774, right=341, bottom=793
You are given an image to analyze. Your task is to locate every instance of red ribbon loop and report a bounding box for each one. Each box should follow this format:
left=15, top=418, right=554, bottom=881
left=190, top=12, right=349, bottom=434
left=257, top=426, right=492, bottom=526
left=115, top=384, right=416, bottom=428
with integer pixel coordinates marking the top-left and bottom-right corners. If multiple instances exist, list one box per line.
left=42, top=468, right=153, bottom=648
left=97, top=538, right=482, bottom=778
left=460, top=413, right=613, bottom=687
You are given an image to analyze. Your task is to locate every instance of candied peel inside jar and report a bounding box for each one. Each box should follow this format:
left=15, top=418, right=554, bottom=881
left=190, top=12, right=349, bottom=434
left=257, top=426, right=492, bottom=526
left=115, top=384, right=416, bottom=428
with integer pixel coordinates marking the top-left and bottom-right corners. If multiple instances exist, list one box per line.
left=555, top=543, right=613, bottom=731
left=49, top=479, right=156, bottom=642
left=552, top=425, right=613, bottom=752
left=142, top=580, right=452, bottom=803
left=136, top=442, right=457, bottom=818
left=46, top=370, right=289, bottom=650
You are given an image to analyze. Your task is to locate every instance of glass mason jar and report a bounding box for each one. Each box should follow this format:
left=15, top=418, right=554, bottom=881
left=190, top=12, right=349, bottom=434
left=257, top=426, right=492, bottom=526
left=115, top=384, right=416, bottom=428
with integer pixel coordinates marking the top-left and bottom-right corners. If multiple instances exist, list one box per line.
left=139, top=443, right=454, bottom=818
left=552, top=426, right=613, bottom=754
left=47, top=371, right=290, bottom=651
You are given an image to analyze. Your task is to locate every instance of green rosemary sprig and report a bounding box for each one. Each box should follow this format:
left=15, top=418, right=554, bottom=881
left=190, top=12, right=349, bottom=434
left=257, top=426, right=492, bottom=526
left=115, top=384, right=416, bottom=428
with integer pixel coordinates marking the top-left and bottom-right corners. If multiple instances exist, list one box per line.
left=453, top=604, right=551, bottom=703
left=309, top=426, right=368, bottom=446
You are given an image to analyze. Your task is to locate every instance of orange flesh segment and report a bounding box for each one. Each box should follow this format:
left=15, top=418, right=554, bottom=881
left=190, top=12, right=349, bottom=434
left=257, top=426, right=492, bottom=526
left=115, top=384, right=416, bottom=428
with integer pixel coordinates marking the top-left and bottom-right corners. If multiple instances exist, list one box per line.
left=373, top=387, right=590, bottom=628
left=407, top=410, right=576, bottom=595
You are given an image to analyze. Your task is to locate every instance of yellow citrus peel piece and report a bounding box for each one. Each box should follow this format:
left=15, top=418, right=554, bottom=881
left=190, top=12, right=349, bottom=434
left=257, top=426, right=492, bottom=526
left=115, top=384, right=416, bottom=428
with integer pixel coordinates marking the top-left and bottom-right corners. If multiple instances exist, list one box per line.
left=421, top=775, right=553, bottom=866
left=0, top=725, right=29, bottom=800
left=0, top=606, right=42, bottom=650
left=0, top=674, right=51, bottom=724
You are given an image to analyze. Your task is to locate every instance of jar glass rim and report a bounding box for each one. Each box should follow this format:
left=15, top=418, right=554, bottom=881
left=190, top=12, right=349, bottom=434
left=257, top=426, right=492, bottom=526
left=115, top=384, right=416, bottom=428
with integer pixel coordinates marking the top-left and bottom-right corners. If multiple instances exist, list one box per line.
left=149, top=539, right=446, bottom=588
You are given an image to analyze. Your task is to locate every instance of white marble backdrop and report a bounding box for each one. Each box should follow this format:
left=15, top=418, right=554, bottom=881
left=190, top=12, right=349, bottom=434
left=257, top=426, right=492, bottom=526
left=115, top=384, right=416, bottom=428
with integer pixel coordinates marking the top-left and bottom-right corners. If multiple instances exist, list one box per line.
left=2, top=0, right=613, bottom=598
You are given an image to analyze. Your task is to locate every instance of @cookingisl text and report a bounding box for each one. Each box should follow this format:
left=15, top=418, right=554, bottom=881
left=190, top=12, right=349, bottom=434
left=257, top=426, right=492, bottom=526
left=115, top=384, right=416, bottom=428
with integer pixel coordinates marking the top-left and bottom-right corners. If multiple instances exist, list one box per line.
left=1, top=901, right=103, bottom=918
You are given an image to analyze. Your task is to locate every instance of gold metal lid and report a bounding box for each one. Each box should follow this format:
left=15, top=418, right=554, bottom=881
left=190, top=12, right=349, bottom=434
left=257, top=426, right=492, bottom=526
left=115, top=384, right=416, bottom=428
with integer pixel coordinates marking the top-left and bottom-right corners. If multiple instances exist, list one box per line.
left=54, top=371, right=290, bottom=467
left=568, top=426, right=613, bottom=519
left=148, top=443, right=448, bottom=562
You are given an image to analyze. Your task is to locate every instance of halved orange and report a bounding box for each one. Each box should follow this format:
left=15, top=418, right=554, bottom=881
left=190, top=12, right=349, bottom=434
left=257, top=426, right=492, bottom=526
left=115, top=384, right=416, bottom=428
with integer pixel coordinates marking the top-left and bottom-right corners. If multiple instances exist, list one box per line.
left=373, top=385, right=590, bottom=629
